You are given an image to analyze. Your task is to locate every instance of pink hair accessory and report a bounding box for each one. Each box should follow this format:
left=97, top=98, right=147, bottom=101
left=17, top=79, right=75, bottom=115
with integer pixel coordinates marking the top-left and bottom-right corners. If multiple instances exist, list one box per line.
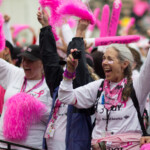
left=100, top=5, right=110, bottom=37
left=108, top=0, right=122, bottom=36
left=57, top=0, right=95, bottom=25
left=95, top=35, right=140, bottom=47
left=3, top=92, right=47, bottom=141
left=125, top=17, right=135, bottom=34
left=0, top=13, right=5, bottom=51
left=140, top=143, right=150, bottom=150
left=12, top=24, right=30, bottom=39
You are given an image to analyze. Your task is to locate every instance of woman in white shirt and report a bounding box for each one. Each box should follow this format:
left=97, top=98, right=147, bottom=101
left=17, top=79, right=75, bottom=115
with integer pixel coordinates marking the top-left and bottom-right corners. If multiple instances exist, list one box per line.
left=58, top=44, right=150, bottom=150
left=0, top=45, right=52, bottom=149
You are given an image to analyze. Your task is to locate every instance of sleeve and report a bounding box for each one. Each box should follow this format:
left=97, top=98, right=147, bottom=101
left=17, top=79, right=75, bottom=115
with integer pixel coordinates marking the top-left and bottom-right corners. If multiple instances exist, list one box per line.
left=133, top=49, right=150, bottom=112
left=3, top=22, right=14, bottom=46
left=67, top=37, right=93, bottom=88
left=0, top=58, right=20, bottom=89
left=58, top=79, right=103, bottom=109
left=39, top=26, right=64, bottom=96
left=61, top=24, right=74, bottom=45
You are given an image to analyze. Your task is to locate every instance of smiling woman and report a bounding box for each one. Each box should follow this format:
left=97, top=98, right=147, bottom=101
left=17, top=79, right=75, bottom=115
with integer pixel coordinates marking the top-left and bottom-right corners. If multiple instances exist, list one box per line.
left=0, top=44, right=52, bottom=150
left=58, top=43, right=150, bottom=150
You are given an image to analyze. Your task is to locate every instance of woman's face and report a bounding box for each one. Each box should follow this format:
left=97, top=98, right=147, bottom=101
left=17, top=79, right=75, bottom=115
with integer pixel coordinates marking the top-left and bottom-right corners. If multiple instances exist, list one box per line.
left=22, top=57, right=43, bottom=80
left=102, top=47, right=128, bottom=82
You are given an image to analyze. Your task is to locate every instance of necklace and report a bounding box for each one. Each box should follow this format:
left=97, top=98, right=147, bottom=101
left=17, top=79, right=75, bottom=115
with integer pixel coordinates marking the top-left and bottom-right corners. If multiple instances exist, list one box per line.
left=20, top=75, right=45, bottom=93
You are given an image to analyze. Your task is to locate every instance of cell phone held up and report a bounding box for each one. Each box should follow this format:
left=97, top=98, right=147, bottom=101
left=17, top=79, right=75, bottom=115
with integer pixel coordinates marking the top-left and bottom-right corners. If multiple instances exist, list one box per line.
left=72, top=50, right=81, bottom=59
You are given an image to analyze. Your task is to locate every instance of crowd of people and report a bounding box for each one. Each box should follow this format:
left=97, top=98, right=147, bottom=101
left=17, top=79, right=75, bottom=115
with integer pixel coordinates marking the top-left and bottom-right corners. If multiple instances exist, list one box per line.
left=0, top=0, right=150, bottom=150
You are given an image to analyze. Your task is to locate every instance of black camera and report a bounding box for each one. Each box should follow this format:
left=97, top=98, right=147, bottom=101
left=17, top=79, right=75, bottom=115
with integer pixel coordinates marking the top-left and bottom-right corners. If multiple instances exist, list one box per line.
left=72, top=50, right=81, bottom=59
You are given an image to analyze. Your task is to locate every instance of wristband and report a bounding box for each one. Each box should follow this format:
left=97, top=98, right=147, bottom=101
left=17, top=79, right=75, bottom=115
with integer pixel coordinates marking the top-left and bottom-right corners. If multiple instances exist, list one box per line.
left=63, top=69, right=76, bottom=79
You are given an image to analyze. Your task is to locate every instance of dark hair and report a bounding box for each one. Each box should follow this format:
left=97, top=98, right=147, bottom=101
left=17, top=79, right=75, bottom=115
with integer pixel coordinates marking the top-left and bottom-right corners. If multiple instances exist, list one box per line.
left=5, top=40, right=14, bottom=59
left=91, top=51, right=105, bottom=79
left=128, top=47, right=143, bottom=71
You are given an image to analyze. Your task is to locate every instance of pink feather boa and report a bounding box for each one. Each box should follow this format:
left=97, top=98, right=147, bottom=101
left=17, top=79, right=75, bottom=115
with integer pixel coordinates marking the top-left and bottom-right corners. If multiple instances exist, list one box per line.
left=12, top=24, right=30, bottom=39
left=0, top=13, right=5, bottom=51
left=57, top=0, right=95, bottom=25
left=140, top=143, right=150, bottom=150
left=3, top=92, right=47, bottom=141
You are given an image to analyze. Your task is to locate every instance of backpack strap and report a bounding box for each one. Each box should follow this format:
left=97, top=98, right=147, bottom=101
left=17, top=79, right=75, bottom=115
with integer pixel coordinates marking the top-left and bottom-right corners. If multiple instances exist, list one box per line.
left=94, top=81, right=104, bottom=111
left=130, top=84, right=148, bottom=136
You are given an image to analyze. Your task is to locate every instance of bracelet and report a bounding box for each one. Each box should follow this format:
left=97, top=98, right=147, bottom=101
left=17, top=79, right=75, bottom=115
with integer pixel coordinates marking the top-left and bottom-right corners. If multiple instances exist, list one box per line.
left=63, top=69, right=76, bottom=79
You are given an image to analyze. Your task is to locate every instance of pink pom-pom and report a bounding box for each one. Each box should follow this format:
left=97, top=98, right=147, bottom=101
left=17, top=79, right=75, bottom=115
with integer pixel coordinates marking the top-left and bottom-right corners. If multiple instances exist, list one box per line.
left=3, top=93, right=47, bottom=141
left=0, top=13, right=5, bottom=51
left=140, top=143, right=150, bottom=150
left=100, top=5, right=110, bottom=37
left=12, top=24, right=30, bottom=39
left=95, top=35, right=140, bottom=46
left=57, top=0, right=95, bottom=25
left=108, top=0, right=122, bottom=36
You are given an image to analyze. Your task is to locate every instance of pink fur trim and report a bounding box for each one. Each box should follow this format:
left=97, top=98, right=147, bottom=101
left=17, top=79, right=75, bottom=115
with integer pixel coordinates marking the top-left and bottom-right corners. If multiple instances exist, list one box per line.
left=108, top=0, right=122, bottom=36
left=140, top=143, right=150, bottom=150
left=12, top=24, right=30, bottom=38
left=0, top=13, right=5, bottom=51
left=3, top=92, right=47, bottom=141
left=100, top=5, right=110, bottom=37
left=57, top=0, right=95, bottom=25
left=95, top=35, right=140, bottom=46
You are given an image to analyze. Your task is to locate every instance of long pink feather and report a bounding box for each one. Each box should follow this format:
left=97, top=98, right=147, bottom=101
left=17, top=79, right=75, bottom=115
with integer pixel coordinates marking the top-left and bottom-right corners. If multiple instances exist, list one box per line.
left=100, top=4, right=110, bottom=37
left=57, top=0, right=95, bottom=25
left=108, top=0, right=122, bottom=36
left=0, top=13, right=5, bottom=52
left=140, top=143, right=150, bottom=150
left=95, top=35, right=140, bottom=46
left=3, top=93, right=47, bottom=141
left=12, top=24, right=30, bottom=39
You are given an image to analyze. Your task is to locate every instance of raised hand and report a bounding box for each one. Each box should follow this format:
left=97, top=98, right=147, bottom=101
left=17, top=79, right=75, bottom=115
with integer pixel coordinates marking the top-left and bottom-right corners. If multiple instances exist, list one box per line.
left=37, top=8, right=49, bottom=27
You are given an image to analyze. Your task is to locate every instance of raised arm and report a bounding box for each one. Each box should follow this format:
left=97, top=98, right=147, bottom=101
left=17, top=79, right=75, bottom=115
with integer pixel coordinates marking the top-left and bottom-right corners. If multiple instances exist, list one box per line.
left=37, top=10, right=63, bottom=96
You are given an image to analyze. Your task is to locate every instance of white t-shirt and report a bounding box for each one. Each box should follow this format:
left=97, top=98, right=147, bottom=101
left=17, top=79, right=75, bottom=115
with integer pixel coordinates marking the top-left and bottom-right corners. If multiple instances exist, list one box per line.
left=46, top=100, right=68, bottom=150
left=0, top=58, right=52, bottom=149
left=58, top=49, right=150, bottom=141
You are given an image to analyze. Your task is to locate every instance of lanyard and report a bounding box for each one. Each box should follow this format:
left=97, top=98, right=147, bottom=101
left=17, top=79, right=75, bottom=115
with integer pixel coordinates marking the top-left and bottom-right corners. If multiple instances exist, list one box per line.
left=20, top=75, right=45, bottom=93
left=105, top=109, right=111, bottom=132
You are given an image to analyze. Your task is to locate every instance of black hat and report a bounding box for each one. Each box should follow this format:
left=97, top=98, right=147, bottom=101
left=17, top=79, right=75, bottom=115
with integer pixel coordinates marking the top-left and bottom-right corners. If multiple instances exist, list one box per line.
left=18, top=45, right=41, bottom=61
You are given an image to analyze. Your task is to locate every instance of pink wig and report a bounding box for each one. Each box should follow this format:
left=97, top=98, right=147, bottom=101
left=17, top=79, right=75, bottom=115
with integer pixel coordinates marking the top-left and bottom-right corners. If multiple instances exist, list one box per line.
left=57, top=0, right=95, bottom=25
left=100, top=5, right=110, bottom=37
left=0, top=13, right=5, bottom=52
left=108, top=0, right=122, bottom=36
left=3, top=92, right=47, bottom=141
left=12, top=24, right=30, bottom=39
left=140, top=143, right=150, bottom=150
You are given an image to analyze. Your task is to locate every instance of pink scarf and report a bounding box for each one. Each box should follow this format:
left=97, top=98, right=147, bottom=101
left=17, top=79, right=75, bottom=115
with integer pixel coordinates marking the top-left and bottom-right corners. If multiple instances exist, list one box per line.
left=103, top=78, right=127, bottom=110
